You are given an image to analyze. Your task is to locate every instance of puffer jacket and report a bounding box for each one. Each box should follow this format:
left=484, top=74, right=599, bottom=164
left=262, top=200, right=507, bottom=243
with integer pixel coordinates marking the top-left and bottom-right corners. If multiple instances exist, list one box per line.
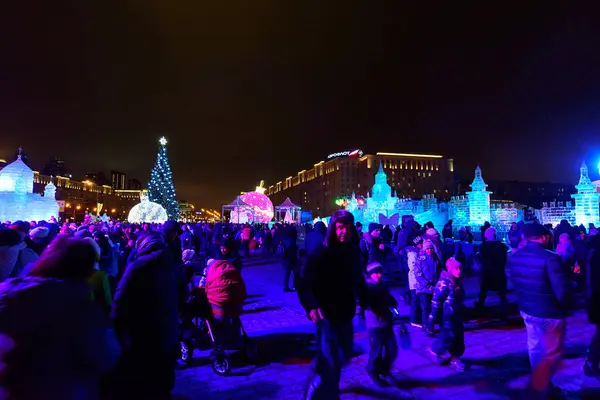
left=206, top=259, right=246, bottom=318
left=414, top=253, right=438, bottom=293
left=430, top=271, right=464, bottom=325
left=406, top=247, right=419, bottom=290
left=509, top=241, right=571, bottom=319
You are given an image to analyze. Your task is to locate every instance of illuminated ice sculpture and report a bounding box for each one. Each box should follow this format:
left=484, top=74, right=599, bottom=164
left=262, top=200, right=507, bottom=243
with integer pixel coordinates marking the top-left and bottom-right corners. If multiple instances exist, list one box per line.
left=572, top=162, right=600, bottom=227
left=229, top=181, right=274, bottom=224
left=467, top=165, right=492, bottom=226
left=0, top=150, right=59, bottom=222
left=127, top=190, right=169, bottom=224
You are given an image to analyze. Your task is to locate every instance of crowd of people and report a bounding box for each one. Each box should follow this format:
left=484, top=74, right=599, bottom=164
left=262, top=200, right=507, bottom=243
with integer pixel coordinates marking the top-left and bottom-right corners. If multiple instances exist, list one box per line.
left=0, top=214, right=598, bottom=399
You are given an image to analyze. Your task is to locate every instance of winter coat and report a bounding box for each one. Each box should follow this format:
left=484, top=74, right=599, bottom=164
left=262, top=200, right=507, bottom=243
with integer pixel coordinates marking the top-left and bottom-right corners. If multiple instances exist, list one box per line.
left=586, top=235, right=600, bottom=324
left=431, top=271, right=465, bottom=326
left=509, top=241, right=571, bottom=319
left=206, top=259, right=246, bottom=318
left=479, top=240, right=508, bottom=292
left=407, top=247, right=419, bottom=290
left=364, top=275, right=397, bottom=329
left=297, top=243, right=368, bottom=324
left=305, top=230, right=325, bottom=256
left=0, top=277, right=121, bottom=400
left=241, top=227, right=252, bottom=241
left=508, top=228, right=521, bottom=249
left=360, top=232, right=385, bottom=267
left=414, top=252, right=438, bottom=293
left=112, top=238, right=179, bottom=358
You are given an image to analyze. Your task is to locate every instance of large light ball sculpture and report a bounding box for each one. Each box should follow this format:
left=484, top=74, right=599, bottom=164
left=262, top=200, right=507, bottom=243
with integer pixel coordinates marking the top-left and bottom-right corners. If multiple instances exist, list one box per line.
left=128, top=190, right=169, bottom=224
left=233, top=181, right=274, bottom=223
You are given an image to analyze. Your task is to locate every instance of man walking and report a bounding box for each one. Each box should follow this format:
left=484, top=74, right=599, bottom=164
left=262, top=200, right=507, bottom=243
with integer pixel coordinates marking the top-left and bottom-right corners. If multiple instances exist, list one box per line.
left=297, top=210, right=367, bottom=400
left=510, top=224, right=571, bottom=398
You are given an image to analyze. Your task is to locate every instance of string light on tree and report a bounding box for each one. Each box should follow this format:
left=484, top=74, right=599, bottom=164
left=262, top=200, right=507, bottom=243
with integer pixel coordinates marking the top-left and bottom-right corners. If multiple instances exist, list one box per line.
left=148, top=136, right=180, bottom=220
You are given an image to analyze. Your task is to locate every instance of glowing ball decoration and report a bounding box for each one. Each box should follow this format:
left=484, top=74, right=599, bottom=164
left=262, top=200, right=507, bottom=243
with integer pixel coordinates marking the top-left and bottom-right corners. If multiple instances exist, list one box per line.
left=239, top=191, right=274, bottom=223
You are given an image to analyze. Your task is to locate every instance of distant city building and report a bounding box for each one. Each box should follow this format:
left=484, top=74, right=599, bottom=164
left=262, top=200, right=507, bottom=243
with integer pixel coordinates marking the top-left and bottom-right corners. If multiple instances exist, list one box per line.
left=179, top=201, right=196, bottom=222
left=127, top=178, right=142, bottom=190
left=85, top=172, right=98, bottom=183
left=111, top=170, right=127, bottom=190
left=85, top=171, right=109, bottom=186
left=43, top=157, right=71, bottom=178
left=265, top=150, right=455, bottom=216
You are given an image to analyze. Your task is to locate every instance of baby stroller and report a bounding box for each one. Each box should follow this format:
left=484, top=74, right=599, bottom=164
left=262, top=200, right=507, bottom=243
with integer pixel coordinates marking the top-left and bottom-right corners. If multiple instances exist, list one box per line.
left=179, top=279, right=257, bottom=375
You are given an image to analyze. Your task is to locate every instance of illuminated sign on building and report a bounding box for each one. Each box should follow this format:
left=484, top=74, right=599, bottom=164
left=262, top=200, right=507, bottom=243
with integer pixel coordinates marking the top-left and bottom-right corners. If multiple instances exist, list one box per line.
left=327, top=149, right=364, bottom=160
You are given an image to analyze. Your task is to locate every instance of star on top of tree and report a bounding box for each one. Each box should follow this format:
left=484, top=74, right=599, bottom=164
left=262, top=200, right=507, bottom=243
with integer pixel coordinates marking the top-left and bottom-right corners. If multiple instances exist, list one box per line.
left=159, top=137, right=167, bottom=146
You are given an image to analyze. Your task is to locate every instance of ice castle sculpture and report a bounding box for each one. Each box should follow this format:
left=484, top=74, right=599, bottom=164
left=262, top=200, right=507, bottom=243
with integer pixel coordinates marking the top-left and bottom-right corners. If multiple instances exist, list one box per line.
left=0, top=150, right=59, bottom=222
left=346, top=162, right=449, bottom=228
left=572, top=162, right=600, bottom=227
left=127, top=190, right=169, bottom=224
left=467, top=165, right=492, bottom=226
left=346, top=162, right=400, bottom=226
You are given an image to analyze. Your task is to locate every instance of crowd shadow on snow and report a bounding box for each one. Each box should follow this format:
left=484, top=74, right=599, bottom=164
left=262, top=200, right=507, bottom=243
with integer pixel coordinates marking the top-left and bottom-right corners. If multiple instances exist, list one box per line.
left=388, top=345, right=590, bottom=398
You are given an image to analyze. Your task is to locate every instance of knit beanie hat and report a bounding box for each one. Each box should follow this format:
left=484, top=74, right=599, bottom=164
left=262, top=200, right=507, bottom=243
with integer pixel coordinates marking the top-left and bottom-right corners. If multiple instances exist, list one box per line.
left=368, top=223, right=382, bottom=234
left=206, top=258, right=216, bottom=267
left=425, top=228, right=438, bottom=237
left=484, top=227, right=497, bottom=241
left=29, top=227, right=49, bottom=239
left=182, top=249, right=195, bottom=262
left=446, top=257, right=462, bottom=271
left=366, top=261, right=383, bottom=274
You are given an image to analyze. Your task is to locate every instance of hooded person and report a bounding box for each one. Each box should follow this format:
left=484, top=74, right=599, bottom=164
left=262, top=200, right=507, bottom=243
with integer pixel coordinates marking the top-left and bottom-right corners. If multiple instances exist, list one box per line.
left=475, top=227, right=509, bottom=318
left=205, top=257, right=246, bottom=319
left=0, top=236, right=121, bottom=399
left=297, top=210, right=368, bottom=399
left=107, top=232, right=179, bottom=399
left=0, top=229, right=25, bottom=282
left=306, top=221, right=326, bottom=256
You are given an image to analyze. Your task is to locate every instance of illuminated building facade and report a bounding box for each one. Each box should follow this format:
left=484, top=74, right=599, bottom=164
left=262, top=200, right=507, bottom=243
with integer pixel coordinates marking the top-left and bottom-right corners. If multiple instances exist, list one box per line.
left=266, top=150, right=455, bottom=216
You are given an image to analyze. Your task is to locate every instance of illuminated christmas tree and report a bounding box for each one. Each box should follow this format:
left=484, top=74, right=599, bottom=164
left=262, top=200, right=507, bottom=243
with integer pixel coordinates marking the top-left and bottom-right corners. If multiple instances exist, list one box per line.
left=148, top=137, right=180, bottom=220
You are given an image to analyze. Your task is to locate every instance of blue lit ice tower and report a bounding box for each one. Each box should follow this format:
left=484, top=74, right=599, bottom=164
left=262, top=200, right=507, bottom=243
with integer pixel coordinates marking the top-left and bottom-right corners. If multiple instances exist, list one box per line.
left=467, top=165, right=492, bottom=226
left=572, top=162, right=600, bottom=227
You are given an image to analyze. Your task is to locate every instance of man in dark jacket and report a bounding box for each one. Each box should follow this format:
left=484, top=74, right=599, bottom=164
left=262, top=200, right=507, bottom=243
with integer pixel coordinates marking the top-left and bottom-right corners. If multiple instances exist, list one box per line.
left=297, top=210, right=368, bottom=400
left=108, top=233, right=179, bottom=400
left=585, top=233, right=600, bottom=379
left=509, top=223, right=571, bottom=397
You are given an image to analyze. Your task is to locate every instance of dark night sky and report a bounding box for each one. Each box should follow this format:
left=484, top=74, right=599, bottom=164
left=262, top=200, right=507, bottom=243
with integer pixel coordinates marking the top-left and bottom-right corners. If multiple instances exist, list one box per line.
left=2, top=2, right=600, bottom=208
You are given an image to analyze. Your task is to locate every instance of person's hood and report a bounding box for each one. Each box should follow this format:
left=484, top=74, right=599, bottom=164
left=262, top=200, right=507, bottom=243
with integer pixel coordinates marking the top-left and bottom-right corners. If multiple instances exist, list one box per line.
left=136, top=233, right=166, bottom=257
left=314, top=221, right=326, bottom=235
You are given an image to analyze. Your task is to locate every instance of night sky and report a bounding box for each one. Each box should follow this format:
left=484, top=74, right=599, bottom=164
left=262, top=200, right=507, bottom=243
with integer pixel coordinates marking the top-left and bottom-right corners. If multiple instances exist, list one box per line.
left=2, top=2, right=600, bottom=208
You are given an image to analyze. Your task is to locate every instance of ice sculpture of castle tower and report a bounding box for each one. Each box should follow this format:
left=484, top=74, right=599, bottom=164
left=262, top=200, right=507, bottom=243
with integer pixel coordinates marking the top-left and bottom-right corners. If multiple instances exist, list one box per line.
left=0, top=149, right=59, bottom=222
left=572, top=162, right=600, bottom=227
left=467, top=165, right=492, bottom=226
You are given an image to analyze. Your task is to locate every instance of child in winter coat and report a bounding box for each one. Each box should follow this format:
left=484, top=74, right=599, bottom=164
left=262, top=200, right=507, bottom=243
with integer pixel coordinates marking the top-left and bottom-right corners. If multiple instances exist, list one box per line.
left=415, top=240, right=439, bottom=334
left=407, top=236, right=424, bottom=327
left=428, top=257, right=467, bottom=371
left=364, top=261, right=398, bottom=387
